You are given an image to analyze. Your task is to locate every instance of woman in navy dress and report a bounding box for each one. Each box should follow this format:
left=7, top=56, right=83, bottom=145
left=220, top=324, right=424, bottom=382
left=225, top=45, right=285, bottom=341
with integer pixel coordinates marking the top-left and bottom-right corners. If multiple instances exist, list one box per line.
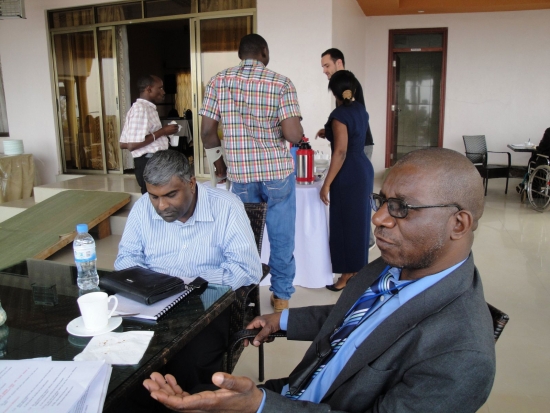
left=320, top=70, right=374, bottom=291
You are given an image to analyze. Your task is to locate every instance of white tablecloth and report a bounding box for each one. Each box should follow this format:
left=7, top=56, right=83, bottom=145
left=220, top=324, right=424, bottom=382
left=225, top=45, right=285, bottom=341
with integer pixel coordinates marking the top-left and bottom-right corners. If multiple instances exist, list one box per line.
left=260, top=180, right=333, bottom=288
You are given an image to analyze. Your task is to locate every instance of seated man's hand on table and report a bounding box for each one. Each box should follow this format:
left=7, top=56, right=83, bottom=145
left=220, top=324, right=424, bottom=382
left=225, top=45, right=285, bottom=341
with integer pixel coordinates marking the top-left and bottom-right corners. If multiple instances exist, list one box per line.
left=243, top=312, right=282, bottom=347
left=143, top=372, right=263, bottom=413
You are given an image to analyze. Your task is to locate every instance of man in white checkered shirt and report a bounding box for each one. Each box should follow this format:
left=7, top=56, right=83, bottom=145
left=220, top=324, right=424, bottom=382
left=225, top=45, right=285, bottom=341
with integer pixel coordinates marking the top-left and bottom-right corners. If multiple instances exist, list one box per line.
left=120, top=75, right=179, bottom=194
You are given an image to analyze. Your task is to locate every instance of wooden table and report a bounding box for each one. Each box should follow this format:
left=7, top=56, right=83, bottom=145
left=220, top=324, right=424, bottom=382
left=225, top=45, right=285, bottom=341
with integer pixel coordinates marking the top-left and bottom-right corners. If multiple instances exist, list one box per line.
left=0, top=260, right=234, bottom=412
left=0, top=190, right=130, bottom=270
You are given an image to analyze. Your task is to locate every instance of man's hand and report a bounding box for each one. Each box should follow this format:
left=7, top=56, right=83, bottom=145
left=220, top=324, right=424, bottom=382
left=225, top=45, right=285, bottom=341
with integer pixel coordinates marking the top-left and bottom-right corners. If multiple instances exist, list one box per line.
left=244, top=313, right=282, bottom=347
left=316, top=128, right=326, bottom=139
left=161, top=124, right=179, bottom=136
left=213, top=157, right=227, bottom=183
left=143, top=372, right=263, bottom=413
left=320, top=182, right=330, bottom=205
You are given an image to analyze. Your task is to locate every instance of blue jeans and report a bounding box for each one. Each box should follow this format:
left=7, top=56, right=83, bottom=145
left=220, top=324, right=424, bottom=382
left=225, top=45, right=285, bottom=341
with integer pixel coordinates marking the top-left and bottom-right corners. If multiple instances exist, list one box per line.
left=232, top=173, right=296, bottom=300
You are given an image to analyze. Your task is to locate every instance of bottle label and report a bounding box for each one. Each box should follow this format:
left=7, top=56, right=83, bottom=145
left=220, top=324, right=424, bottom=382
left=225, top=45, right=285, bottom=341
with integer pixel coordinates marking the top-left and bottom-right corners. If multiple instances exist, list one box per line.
left=74, top=244, right=96, bottom=262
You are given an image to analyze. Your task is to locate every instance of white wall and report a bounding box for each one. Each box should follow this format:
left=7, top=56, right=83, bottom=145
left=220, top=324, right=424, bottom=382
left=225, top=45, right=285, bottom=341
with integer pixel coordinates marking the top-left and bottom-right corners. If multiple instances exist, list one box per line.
left=0, top=0, right=108, bottom=184
left=257, top=0, right=333, bottom=154
left=364, top=10, right=550, bottom=170
left=332, top=0, right=367, bottom=88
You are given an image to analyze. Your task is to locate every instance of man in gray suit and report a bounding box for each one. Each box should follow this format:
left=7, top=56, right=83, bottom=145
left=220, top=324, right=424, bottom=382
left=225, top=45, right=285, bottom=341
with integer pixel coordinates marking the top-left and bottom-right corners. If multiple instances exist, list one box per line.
left=143, top=148, right=496, bottom=413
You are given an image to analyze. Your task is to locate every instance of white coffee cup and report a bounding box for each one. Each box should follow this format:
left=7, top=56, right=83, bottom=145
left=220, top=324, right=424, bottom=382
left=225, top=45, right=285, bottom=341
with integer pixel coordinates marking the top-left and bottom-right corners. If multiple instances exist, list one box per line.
left=169, top=121, right=181, bottom=147
left=77, top=292, right=118, bottom=331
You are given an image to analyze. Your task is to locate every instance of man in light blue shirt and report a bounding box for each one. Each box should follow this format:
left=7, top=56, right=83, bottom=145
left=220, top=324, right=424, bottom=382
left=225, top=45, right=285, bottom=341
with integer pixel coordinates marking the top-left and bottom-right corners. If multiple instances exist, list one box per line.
left=116, top=150, right=261, bottom=395
left=143, top=148, right=496, bottom=413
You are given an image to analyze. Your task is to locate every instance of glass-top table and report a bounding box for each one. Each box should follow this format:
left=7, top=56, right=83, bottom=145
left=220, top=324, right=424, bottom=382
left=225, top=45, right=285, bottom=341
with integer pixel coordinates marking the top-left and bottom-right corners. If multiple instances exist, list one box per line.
left=0, top=259, right=234, bottom=412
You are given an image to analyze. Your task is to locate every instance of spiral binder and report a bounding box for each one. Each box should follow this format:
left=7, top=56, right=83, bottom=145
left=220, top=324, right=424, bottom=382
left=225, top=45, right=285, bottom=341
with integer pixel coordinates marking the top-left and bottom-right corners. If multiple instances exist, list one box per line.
left=114, top=277, right=208, bottom=321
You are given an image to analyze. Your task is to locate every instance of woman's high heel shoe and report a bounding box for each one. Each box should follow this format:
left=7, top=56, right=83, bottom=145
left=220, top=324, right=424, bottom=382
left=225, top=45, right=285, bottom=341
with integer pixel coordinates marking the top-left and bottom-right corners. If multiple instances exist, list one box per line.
left=326, top=273, right=356, bottom=292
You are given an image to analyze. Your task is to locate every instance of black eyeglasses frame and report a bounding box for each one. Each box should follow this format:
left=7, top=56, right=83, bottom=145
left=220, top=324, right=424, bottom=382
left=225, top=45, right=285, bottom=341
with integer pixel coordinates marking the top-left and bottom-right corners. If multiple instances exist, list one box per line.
left=370, top=193, right=462, bottom=219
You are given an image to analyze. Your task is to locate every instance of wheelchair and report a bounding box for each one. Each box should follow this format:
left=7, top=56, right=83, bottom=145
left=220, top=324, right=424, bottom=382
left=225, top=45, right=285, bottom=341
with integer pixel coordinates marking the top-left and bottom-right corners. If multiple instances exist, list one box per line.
left=524, top=154, right=550, bottom=212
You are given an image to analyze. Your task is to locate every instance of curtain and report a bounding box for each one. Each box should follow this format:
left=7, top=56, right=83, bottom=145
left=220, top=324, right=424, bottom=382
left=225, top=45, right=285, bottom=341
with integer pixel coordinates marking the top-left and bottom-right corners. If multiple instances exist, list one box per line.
left=51, top=9, right=93, bottom=29
left=200, top=0, right=255, bottom=12
left=97, top=5, right=126, bottom=24
left=175, top=70, right=192, bottom=117
left=0, top=59, right=9, bottom=135
left=200, top=16, right=250, bottom=52
left=116, top=26, right=135, bottom=170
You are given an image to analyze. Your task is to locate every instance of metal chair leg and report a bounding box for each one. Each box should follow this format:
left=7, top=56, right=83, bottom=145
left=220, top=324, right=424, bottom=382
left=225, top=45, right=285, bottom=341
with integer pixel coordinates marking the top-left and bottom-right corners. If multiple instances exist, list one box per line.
left=259, top=343, right=264, bottom=382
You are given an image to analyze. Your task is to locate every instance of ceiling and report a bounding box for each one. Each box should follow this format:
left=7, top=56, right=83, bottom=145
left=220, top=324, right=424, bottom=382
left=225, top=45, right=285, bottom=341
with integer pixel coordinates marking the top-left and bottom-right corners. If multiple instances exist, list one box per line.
left=355, top=0, right=550, bottom=16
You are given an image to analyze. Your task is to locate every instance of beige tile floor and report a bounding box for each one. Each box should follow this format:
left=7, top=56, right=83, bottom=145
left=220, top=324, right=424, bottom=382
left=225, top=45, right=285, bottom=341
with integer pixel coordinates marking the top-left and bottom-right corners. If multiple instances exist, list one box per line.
left=47, top=175, right=550, bottom=413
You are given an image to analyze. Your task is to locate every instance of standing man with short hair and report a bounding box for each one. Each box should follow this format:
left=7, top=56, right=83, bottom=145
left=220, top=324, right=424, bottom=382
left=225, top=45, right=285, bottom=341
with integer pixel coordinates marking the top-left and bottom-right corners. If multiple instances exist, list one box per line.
left=319, top=48, right=374, bottom=159
left=199, top=33, right=304, bottom=312
left=120, top=75, right=179, bottom=194
left=318, top=48, right=375, bottom=249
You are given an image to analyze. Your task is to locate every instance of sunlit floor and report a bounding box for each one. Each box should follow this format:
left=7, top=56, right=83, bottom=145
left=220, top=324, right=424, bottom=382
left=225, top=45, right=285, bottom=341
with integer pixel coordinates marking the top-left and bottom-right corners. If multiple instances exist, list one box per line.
left=47, top=176, right=550, bottom=413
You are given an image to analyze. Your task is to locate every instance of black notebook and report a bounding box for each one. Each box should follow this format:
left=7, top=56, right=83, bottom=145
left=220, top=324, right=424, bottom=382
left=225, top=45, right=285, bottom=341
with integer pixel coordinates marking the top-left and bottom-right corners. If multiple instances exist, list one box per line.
left=112, top=277, right=208, bottom=321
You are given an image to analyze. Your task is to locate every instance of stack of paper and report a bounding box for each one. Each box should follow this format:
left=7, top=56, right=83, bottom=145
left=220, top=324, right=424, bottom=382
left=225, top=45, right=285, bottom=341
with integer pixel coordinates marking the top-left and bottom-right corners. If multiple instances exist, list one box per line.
left=0, top=359, right=111, bottom=413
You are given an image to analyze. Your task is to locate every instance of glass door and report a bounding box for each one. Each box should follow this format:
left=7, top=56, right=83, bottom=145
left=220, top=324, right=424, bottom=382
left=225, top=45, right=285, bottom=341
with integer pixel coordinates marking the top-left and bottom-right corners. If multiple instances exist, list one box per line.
left=191, top=14, right=254, bottom=178
left=386, top=29, right=447, bottom=167
left=53, top=30, right=106, bottom=173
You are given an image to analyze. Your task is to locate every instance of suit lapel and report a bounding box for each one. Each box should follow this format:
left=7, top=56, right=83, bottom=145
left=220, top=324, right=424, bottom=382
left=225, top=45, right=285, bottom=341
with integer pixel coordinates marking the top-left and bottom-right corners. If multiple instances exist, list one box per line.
left=323, top=255, right=476, bottom=400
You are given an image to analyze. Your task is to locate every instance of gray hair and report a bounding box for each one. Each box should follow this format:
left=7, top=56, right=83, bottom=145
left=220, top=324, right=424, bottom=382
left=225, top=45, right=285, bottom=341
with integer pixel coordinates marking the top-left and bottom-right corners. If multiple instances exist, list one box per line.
left=143, top=150, right=194, bottom=186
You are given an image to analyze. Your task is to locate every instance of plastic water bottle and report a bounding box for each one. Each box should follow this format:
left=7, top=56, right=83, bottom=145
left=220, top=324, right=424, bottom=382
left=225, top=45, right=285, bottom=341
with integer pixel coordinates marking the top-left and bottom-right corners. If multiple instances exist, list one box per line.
left=73, top=224, right=99, bottom=290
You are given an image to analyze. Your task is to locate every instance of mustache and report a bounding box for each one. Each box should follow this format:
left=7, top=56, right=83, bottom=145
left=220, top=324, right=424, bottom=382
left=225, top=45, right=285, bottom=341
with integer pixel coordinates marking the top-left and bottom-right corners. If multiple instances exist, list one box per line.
left=157, top=207, right=177, bottom=216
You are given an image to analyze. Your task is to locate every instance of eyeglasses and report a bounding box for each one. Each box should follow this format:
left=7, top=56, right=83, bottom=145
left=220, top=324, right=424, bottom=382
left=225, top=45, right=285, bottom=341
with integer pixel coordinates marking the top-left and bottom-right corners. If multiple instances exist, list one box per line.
left=370, top=193, right=462, bottom=219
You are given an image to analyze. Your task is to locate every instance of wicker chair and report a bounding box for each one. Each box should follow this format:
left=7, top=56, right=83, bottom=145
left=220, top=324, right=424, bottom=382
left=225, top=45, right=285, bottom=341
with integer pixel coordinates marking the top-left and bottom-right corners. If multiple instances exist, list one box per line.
left=463, top=135, right=511, bottom=196
left=224, top=203, right=270, bottom=381
left=228, top=302, right=509, bottom=375
left=487, top=303, right=510, bottom=342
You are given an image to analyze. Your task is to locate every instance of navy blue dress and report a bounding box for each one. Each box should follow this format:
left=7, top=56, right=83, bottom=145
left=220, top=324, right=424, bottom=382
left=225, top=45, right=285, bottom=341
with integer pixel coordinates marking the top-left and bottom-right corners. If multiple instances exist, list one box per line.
left=324, top=101, right=374, bottom=273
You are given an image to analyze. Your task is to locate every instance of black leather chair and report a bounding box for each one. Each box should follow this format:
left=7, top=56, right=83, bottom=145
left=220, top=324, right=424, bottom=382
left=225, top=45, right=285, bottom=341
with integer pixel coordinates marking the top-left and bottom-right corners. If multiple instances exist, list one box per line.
left=463, top=135, right=511, bottom=196
left=224, top=203, right=270, bottom=381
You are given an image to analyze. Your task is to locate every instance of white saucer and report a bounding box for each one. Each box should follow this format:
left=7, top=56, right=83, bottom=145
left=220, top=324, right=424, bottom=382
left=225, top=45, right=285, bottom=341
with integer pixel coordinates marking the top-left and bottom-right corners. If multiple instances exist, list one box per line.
left=66, top=316, right=122, bottom=337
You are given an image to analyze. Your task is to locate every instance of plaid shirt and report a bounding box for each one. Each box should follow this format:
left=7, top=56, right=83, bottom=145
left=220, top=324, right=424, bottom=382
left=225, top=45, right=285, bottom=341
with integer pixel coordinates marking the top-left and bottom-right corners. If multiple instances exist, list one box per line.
left=199, top=59, right=302, bottom=183
left=120, top=99, right=168, bottom=157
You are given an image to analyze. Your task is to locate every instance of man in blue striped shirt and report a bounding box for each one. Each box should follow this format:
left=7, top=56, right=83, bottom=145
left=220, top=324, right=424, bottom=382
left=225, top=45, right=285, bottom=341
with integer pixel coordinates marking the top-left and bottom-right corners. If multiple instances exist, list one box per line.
left=115, top=151, right=262, bottom=290
left=115, top=150, right=262, bottom=394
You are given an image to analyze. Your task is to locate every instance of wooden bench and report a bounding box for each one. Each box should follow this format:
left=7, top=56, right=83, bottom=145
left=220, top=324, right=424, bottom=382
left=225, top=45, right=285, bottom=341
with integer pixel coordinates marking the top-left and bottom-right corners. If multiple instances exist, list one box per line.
left=0, top=190, right=130, bottom=270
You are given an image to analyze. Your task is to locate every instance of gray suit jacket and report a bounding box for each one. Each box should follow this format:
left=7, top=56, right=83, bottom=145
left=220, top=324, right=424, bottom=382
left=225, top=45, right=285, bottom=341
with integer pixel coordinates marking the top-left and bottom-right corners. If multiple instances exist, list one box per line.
left=263, top=255, right=496, bottom=413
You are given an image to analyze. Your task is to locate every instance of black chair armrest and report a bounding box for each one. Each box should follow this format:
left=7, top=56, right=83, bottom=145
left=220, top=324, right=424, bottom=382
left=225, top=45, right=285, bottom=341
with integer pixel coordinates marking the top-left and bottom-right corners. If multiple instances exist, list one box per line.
left=487, top=151, right=511, bottom=166
left=229, top=329, right=287, bottom=348
left=226, top=329, right=287, bottom=375
left=261, top=264, right=270, bottom=282
left=487, top=303, right=510, bottom=343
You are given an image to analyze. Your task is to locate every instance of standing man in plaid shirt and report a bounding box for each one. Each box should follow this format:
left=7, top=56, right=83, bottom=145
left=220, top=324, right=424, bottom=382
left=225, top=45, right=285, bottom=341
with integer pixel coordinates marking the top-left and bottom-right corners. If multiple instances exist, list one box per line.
left=120, top=75, right=179, bottom=194
left=199, top=34, right=304, bottom=311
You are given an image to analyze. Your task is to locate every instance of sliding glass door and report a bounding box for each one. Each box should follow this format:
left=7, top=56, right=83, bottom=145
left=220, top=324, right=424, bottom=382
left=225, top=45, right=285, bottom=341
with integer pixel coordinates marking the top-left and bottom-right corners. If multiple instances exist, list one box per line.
left=52, top=27, right=122, bottom=173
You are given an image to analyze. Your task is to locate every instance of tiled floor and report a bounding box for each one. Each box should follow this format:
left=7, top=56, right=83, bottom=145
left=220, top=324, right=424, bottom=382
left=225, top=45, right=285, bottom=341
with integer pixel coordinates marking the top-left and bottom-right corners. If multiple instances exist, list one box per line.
left=47, top=175, right=550, bottom=413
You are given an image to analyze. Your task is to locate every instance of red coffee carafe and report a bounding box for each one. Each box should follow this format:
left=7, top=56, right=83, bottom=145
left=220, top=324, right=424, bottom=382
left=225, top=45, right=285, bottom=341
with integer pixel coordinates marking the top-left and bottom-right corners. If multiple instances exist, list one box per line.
left=296, top=137, right=314, bottom=185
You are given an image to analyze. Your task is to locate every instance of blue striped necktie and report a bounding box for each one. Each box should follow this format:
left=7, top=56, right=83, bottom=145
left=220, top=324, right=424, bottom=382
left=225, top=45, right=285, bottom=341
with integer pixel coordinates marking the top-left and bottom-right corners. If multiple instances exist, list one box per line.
left=286, top=269, right=414, bottom=400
